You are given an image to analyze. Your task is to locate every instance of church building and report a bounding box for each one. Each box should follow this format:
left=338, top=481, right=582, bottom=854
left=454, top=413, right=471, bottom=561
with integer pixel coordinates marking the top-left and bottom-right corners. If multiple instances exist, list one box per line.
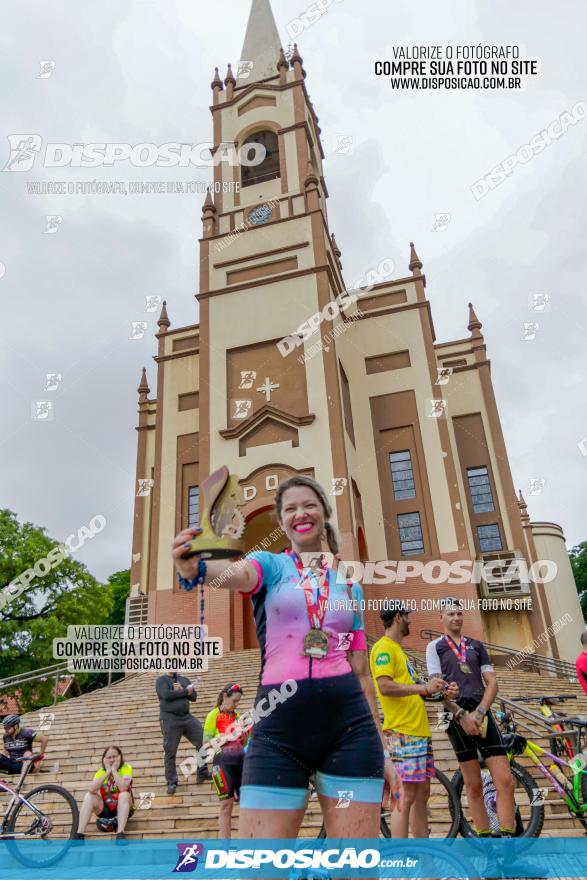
left=128, top=0, right=583, bottom=663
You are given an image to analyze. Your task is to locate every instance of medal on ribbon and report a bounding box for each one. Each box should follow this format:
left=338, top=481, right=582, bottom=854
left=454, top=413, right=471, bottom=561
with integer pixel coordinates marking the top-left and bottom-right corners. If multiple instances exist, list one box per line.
left=445, top=635, right=472, bottom=674
left=288, top=550, right=330, bottom=659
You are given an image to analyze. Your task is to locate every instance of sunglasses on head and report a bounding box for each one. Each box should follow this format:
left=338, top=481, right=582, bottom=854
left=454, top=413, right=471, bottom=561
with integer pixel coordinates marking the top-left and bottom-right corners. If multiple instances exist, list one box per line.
left=226, top=684, right=241, bottom=696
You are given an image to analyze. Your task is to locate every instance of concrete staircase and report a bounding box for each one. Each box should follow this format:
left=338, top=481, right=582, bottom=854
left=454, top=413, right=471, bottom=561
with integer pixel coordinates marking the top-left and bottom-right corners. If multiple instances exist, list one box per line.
left=11, top=649, right=587, bottom=839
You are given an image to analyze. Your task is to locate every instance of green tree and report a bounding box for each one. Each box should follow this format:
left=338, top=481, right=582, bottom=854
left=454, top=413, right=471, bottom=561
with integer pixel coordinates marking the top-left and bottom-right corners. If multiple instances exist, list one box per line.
left=569, top=541, right=587, bottom=620
left=103, top=569, right=130, bottom=625
left=0, top=509, right=114, bottom=710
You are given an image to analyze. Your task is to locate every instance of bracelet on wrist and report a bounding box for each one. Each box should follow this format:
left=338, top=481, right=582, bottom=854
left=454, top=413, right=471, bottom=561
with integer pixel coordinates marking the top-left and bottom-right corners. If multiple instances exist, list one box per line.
left=178, top=559, right=207, bottom=592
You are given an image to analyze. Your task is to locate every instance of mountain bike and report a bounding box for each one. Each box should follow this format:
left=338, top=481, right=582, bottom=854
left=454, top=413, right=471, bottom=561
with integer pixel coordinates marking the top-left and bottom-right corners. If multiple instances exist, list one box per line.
left=315, top=766, right=461, bottom=838
left=531, top=694, right=581, bottom=760
left=0, top=754, right=79, bottom=867
left=451, top=701, right=587, bottom=837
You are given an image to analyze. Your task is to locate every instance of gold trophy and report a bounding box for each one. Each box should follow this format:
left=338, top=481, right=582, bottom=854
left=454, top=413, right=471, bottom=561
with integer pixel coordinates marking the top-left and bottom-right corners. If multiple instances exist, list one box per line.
left=181, top=466, right=246, bottom=560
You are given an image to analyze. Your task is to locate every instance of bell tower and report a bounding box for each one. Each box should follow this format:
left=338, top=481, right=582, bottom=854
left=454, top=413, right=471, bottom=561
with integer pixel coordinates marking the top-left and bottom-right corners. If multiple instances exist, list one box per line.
left=198, top=0, right=357, bottom=557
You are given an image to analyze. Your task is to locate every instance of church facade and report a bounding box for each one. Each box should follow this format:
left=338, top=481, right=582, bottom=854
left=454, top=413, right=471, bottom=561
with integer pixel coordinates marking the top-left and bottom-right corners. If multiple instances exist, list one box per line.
left=128, top=0, right=583, bottom=662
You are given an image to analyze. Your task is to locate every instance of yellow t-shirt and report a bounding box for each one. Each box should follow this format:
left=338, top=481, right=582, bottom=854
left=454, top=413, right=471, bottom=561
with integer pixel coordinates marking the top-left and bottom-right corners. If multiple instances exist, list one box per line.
left=370, top=636, right=431, bottom=738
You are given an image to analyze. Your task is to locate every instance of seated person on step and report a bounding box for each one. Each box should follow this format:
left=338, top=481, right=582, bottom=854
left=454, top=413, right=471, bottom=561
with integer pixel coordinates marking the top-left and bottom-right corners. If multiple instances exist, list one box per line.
left=75, top=745, right=134, bottom=841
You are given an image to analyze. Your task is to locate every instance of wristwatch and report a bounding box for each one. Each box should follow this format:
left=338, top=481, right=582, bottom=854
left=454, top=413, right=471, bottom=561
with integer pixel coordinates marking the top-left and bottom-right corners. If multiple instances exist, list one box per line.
left=475, top=705, right=487, bottom=716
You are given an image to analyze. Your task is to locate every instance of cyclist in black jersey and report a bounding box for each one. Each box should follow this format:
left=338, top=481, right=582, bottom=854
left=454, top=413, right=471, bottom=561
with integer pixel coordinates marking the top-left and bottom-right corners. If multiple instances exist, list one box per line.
left=426, top=598, right=516, bottom=837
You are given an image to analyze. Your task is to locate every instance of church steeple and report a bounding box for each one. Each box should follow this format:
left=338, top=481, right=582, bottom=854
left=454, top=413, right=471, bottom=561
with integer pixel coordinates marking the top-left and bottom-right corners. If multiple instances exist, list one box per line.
left=237, top=0, right=282, bottom=85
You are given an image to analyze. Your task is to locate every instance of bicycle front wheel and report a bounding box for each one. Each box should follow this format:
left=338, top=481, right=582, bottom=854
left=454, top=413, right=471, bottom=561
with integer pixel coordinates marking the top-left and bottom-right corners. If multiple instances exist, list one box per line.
left=429, top=768, right=461, bottom=838
left=377, top=769, right=461, bottom=839
left=452, top=761, right=544, bottom=838
left=6, top=784, right=79, bottom=867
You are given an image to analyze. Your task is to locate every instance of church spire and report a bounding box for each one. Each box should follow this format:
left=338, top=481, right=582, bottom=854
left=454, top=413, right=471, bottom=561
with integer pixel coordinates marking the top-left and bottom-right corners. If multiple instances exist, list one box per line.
left=237, top=0, right=282, bottom=86
left=409, top=241, right=423, bottom=276
left=137, top=367, right=150, bottom=402
left=157, top=300, right=170, bottom=332
left=467, top=302, right=483, bottom=338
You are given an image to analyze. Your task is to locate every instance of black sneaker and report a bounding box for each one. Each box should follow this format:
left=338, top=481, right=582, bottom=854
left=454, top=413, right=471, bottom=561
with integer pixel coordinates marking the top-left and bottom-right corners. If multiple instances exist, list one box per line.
left=116, top=832, right=128, bottom=845
left=74, top=833, right=85, bottom=841
left=167, top=783, right=177, bottom=795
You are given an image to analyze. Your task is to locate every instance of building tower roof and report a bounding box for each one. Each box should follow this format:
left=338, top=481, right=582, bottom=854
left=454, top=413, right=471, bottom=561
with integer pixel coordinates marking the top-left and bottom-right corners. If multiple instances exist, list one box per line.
left=237, top=0, right=282, bottom=85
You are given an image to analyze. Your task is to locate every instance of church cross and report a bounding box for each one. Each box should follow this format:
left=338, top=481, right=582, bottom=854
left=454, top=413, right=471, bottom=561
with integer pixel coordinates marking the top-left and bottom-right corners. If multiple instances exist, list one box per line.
left=256, top=377, right=280, bottom=402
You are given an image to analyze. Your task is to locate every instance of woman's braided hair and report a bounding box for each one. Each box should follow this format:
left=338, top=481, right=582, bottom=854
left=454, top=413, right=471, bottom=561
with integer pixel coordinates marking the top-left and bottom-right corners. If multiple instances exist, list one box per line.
left=274, top=475, right=340, bottom=555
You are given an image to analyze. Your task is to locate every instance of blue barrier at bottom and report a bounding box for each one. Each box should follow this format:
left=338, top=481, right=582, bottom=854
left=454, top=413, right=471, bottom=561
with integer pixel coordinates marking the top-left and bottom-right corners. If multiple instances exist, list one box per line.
left=1, top=837, right=586, bottom=879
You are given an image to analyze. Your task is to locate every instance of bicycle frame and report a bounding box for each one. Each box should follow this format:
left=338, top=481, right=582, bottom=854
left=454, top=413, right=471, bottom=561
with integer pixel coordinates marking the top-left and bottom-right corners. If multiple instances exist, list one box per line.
left=538, top=703, right=576, bottom=760
left=0, top=760, right=50, bottom=838
left=511, top=735, right=587, bottom=816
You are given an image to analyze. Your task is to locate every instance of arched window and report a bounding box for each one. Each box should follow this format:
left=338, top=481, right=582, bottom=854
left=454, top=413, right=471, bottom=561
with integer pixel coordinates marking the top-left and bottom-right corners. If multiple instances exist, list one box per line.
left=241, top=130, right=280, bottom=187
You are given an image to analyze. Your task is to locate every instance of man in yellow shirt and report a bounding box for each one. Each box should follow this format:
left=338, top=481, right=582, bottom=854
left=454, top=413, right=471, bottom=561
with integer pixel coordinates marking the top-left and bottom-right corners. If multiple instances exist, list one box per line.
left=370, top=604, right=456, bottom=837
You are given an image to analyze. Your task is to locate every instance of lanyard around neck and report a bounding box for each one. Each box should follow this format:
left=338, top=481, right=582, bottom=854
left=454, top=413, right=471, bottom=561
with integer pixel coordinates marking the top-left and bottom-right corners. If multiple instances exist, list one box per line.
left=286, top=549, right=330, bottom=630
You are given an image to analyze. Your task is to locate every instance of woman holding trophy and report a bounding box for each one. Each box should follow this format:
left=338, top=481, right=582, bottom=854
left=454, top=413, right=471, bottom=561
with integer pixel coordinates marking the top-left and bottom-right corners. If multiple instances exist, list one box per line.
left=172, top=468, right=402, bottom=838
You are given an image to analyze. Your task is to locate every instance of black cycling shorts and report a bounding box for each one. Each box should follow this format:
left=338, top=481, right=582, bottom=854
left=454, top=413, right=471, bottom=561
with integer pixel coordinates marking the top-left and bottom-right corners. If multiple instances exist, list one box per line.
left=240, top=672, right=384, bottom=810
left=212, top=757, right=243, bottom=801
left=448, top=707, right=507, bottom=763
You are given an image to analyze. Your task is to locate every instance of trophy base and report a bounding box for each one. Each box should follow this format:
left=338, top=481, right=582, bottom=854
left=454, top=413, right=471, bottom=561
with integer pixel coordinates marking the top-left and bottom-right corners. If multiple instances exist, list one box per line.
left=181, top=541, right=244, bottom=561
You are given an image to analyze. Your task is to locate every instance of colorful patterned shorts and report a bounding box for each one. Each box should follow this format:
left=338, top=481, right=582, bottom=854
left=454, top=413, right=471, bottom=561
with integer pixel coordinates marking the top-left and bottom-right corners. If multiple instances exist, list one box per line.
left=385, top=732, right=435, bottom=783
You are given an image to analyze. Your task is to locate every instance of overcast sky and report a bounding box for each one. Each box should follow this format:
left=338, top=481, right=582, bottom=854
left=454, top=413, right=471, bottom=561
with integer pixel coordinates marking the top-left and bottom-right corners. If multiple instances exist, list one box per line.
left=1, top=0, right=585, bottom=584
